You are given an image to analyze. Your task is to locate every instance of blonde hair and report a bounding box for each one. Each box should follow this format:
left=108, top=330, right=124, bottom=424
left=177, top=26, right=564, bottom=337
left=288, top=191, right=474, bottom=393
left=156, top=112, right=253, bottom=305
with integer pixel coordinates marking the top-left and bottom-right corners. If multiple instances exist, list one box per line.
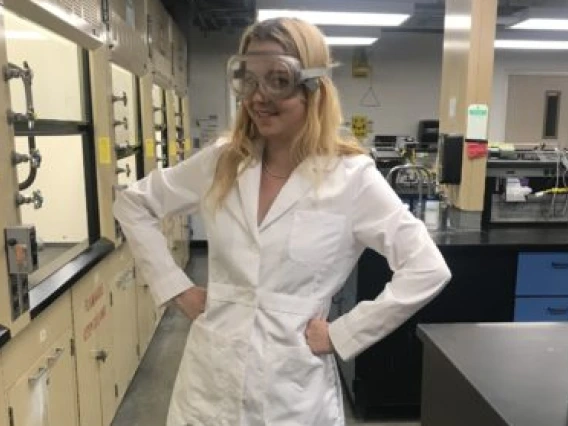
left=208, top=18, right=365, bottom=209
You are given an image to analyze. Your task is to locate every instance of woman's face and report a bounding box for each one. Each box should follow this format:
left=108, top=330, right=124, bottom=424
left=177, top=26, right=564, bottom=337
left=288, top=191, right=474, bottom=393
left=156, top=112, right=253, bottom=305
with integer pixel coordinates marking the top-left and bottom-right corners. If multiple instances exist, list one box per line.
left=242, top=40, right=307, bottom=145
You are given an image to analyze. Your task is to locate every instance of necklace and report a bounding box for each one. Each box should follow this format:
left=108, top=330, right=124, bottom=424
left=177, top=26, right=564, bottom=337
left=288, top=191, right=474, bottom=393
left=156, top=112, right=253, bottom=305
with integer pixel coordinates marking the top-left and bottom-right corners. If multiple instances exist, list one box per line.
left=262, top=162, right=290, bottom=179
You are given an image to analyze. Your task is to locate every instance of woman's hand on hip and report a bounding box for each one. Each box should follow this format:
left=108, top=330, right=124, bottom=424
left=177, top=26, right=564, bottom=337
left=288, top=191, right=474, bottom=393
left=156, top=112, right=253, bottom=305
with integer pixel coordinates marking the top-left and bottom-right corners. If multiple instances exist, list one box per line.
left=174, top=286, right=207, bottom=320
left=305, top=318, right=333, bottom=355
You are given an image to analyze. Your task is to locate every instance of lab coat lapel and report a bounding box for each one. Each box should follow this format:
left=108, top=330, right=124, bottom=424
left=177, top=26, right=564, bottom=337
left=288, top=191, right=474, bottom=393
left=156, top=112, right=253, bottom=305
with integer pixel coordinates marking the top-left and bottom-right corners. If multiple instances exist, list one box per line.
left=259, top=162, right=313, bottom=232
left=237, top=159, right=262, bottom=243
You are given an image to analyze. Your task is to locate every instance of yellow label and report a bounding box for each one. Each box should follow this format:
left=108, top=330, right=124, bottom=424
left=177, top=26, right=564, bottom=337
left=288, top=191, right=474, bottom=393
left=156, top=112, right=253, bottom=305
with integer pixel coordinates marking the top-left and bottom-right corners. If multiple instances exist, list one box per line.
left=98, top=137, right=111, bottom=165
left=351, top=115, right=368, bottom=139
left=185, top=138, right=192, bottom=152
left=169, top=141, right=177, bottom=157
left=145, top=139, right=155, bottom=159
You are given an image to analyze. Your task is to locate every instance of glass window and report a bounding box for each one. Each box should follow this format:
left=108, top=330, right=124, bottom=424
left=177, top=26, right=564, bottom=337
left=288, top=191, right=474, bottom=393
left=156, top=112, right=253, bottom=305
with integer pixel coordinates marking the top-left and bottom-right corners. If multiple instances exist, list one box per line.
left=4, top=10, right=84, bottom=121
left=5, top=11, right=99, bottom=288
left=543, top=90, right=561, bottom=139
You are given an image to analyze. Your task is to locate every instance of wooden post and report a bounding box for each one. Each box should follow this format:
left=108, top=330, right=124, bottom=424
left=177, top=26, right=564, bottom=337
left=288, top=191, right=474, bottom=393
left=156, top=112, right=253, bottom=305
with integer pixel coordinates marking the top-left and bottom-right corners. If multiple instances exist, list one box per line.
left=439, top=0, right=498, bottom=215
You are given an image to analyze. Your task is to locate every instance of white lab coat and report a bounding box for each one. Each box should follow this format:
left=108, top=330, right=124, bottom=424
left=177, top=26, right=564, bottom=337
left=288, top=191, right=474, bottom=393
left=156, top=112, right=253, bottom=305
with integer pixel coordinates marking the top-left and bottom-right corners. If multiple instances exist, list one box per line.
left=113, top=139, right=451, bottom=426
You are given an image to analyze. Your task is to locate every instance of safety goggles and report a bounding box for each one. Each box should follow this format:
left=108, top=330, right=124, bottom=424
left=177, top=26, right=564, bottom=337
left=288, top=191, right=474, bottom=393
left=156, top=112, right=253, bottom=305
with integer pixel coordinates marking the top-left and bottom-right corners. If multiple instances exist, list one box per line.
left=227, top=53, right=328, bottom=100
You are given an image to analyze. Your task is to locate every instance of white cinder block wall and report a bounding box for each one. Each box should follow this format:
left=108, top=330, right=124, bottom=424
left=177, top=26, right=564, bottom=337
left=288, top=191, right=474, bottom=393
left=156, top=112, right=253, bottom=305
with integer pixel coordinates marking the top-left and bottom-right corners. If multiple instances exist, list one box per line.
left=187, top=28, right=568, bottom=145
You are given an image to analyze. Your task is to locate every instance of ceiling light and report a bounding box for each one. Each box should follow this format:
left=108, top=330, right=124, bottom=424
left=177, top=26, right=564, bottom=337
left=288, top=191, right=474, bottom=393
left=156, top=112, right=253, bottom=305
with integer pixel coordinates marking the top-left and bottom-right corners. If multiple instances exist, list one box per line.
left=258, top=10, right=409, bottom=27
left=511, top=18, right=568, bottom=31
left=325, top=37, right=378, bottom=46
left=495, top=40, right=568, bottom=50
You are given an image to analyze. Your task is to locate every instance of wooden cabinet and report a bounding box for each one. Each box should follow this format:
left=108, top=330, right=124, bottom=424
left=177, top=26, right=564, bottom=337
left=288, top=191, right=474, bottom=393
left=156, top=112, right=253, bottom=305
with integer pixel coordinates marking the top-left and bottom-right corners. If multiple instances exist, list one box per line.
left=1, top=295, right=78, bottom=426
left=46, top=331, right=78, bottom=426
left=71, top=264, right=116, bottom=426
left=135, top=266, right=158, bottom=358
left=0, top=377, right=7, bottom=426
left=109, top=252, right=139, bottom=402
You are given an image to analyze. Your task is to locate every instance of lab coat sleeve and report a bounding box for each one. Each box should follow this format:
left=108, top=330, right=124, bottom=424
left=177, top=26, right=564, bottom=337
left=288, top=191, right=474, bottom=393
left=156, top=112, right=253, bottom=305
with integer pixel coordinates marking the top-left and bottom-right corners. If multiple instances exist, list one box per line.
left=328, top=159, right=451, bottom=361
left=113, top=140, right=225, bottom=306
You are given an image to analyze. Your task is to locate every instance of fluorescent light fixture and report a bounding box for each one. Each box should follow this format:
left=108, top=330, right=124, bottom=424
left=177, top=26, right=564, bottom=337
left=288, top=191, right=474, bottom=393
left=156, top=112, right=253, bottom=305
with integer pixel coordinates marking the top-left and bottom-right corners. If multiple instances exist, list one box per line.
left=511, top=18, right=568, bottom=31
left=445, top=15, right=471, bottom=31
left=495, top=39, right=568, bottom=50
left=258, top=9, right=409, bottom=27
left=325, top=36, right=378, bottom=46
left=5, top=31, right=46, bottom=40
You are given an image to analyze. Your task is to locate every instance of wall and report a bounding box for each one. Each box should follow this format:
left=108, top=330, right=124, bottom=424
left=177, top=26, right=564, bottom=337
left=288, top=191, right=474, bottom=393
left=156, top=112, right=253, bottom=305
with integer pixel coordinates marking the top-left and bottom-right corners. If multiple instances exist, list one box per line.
left=188, top=26, right=240, bottom=138
left=187, top=27, right=568, bottom=146
left=491, top=50, right=568, bottom=143
left=332, top=32, right=443, bottom=139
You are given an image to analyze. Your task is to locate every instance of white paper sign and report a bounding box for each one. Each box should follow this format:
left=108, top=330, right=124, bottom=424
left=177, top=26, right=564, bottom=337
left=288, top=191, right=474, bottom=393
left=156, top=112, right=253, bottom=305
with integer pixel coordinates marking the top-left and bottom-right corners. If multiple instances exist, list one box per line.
left=449, top=97, right=457, bottom=118
left=466, top=104, right=489, bottom=140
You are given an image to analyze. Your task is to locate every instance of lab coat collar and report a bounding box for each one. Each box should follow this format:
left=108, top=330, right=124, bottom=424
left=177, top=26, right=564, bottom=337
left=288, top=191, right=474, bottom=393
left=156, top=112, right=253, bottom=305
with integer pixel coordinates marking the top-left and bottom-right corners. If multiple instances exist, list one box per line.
left=234, top=151, right=339, bottom=239
left=258, top=160, right=314, bottom=232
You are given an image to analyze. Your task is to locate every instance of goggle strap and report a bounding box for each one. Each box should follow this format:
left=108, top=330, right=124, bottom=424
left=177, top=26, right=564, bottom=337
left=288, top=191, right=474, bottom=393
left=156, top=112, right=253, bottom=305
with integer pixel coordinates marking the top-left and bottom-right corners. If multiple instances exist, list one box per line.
left=299, top=67, right=329, bottom=80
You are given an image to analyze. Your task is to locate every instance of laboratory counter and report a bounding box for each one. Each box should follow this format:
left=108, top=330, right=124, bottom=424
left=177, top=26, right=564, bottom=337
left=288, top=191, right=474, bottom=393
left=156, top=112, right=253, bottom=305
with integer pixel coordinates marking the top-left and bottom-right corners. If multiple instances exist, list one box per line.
left=333, top=225, right=568, bottom=419
left=0, top=238, right=114, bottom=350
left=430, top=226, right=568, bottom=250
left=29, top=238, right=115, bottom=318
left=418, top=323, right=568, bottom=426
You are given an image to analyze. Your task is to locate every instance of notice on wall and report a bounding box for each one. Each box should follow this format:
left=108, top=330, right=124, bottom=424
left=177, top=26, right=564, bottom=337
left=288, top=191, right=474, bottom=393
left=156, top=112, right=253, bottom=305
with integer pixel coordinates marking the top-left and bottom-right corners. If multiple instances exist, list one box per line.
left=466, top=104, right=489, bottom=140
left=351, top=115, right=369, bottom=140
left=449, top=97, right=457, bottom=118
left=145, top=139, right=155, bottom=159
left=98, top=137, right=111, bottom=165
left=196, top=115, right=219, bottom=145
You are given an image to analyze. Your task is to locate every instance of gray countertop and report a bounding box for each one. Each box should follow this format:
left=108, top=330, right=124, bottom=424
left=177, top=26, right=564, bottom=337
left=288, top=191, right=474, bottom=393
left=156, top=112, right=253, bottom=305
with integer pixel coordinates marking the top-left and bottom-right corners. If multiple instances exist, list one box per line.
left=430, top=227, right=568, bottom=249
left=418, top=323, right=568, bottom=426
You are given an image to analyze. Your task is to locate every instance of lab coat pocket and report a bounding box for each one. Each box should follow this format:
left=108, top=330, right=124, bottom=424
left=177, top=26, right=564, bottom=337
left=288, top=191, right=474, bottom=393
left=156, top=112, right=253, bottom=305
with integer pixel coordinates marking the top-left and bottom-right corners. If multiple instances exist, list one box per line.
left=288, top=211, right=346, bottom=266
left=264, top=344, right=336, bottom=425
left=173, top=319, right=245, bottom=425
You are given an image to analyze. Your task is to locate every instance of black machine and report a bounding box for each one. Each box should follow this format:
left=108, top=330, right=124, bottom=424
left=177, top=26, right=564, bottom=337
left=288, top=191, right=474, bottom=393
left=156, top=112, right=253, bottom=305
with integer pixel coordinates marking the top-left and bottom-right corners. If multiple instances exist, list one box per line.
left=417, top=119, right=439, bottom=151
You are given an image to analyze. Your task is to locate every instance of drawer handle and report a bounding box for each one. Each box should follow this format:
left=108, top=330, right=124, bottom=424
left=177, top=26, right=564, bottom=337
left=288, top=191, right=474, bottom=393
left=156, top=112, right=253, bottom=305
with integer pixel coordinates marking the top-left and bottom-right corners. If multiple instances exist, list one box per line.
left=547, top=307, right=568, bottom=315
left=47, top=347, right=64, bottom=367
left=551, top=262, right=568, bottom=270
left=28, top=366, right=48, bottom=385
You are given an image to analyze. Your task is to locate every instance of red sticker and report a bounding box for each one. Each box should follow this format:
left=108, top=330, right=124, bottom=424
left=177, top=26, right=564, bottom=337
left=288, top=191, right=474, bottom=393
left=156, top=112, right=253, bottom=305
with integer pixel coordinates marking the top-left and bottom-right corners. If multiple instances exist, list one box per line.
left=467, top=142, right=488, bottom=159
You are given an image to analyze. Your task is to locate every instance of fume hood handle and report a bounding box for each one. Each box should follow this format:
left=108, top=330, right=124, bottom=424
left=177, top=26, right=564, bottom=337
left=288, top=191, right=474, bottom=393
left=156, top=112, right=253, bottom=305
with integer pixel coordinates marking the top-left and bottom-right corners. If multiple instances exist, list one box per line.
left=16, top=190, right=43, bottom=209
left=112, top=91, right=128, bottom=106
left=113, top=117, right=128, bottom=129
left=4, top=61, right=35, bottom=129
left=12, top=149, right=42, bottom=169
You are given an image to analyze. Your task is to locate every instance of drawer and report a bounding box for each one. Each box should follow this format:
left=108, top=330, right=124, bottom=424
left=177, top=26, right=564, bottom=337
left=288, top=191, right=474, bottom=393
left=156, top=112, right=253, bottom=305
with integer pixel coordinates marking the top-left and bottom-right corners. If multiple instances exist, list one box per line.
left=516, top=252, right=568, bottom=296
left=515, top=297, right=568, bottom=322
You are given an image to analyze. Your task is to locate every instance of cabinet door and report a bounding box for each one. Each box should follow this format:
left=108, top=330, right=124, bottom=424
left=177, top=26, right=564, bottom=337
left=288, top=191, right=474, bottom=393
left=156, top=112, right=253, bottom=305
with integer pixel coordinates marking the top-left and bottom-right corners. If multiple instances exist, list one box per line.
left=47, top=331, right=79, bottom=426
left=7, top=352, right=49, bottom=426
left=72, top=271, right=114, bottom=426
left=0, top=385, right=7, bottom=426
left=111, top=266, right=139, bottom=402
left=136, top=267, right=157, bottom=357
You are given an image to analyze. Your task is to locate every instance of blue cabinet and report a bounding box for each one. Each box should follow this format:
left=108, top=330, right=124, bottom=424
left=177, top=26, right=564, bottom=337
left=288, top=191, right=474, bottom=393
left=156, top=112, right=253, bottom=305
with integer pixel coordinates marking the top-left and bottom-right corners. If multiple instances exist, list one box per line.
left=515, top=253, right=568, bottom=321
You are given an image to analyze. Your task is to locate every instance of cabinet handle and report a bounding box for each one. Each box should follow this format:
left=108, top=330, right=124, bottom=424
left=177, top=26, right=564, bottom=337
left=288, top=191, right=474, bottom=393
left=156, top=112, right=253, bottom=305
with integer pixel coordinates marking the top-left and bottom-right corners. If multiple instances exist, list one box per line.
left=92, top=349, right=109, bottom=363
left=551, top=262, right=568, bottom=270
left=547, top=307, right=568, bottom=315
left=47, top=347, right=64, bottom=368
left=28, top=366, right=48, bottom=385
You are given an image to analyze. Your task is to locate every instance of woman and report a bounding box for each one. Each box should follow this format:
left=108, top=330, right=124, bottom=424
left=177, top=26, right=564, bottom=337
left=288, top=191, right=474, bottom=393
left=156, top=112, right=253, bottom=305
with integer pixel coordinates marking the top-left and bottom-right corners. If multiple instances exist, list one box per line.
left=114, top=17, right=451, bottom=426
